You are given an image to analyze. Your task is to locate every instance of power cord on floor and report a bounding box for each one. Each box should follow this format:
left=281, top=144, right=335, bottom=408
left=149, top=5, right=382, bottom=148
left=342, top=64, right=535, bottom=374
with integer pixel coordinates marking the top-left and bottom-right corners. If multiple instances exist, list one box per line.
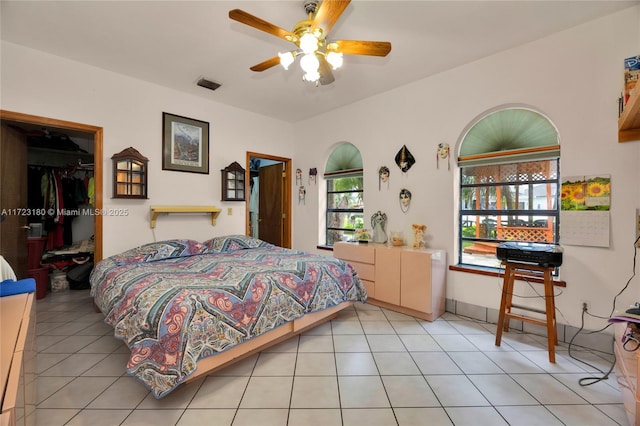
left=566, top=233, right=640, bottom=386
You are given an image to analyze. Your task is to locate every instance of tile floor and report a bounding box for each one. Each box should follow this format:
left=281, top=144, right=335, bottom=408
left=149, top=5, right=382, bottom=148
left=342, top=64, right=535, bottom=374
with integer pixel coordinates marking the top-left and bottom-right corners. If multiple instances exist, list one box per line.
left=32, top=289, right=628, bottom=426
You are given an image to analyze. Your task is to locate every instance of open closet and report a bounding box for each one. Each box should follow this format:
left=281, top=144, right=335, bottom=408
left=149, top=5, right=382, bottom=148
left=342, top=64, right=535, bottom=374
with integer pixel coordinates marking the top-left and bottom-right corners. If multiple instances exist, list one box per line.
left=1, top=119, right=96, bottom=296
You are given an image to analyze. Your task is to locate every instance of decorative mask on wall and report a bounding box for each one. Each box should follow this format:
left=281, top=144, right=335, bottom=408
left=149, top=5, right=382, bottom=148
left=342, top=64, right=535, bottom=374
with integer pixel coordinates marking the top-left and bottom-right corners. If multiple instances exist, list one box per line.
left=309, top=168, right=317, bottom=185
left=399, top=188, right=412, bottom=213
left=298, top=186, right=306, bottom=204
left=296, top=168, right=302, bottom=186
left=378, top=166, right=390, bottom=190
left=395, top=145, right=415, bottom=173
left=437, top=143, right=450, bottom=170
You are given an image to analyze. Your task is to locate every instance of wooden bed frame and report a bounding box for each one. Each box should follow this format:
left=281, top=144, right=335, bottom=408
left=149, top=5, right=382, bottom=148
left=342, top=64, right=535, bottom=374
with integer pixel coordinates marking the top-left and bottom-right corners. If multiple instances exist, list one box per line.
left=184, top=301, right=354, bottom=383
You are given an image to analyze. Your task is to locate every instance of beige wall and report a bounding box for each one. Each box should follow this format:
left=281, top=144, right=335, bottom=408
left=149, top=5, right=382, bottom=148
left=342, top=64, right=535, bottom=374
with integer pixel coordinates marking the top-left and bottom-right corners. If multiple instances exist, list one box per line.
left=2, top=5, right=639, bottom=331
left=291, top=5, right=640, bottom=331
left=0, top=41, right=294, bottom=257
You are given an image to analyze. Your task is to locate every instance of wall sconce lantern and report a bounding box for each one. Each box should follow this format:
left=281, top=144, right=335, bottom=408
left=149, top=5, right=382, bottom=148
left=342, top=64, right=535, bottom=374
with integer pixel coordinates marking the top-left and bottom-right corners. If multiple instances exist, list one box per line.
left=111, top=147, right=148, bottom=199
left=221, top=161, right=246, bottom=201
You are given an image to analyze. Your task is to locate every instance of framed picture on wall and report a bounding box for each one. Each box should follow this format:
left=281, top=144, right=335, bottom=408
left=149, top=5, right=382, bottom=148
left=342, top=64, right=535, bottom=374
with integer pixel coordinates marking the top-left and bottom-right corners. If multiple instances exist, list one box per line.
left=162, top=112, right=209, bottom=174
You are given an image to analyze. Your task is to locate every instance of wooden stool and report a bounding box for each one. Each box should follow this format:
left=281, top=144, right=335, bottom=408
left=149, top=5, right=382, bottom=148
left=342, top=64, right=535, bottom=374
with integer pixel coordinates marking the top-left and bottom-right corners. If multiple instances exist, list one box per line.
left=495, top=262, right=558, bottom=363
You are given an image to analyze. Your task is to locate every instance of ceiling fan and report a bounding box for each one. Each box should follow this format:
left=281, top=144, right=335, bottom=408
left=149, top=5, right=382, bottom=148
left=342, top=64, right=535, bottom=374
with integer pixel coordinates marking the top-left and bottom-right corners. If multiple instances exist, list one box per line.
left=229, top=0, right=391, bottom=85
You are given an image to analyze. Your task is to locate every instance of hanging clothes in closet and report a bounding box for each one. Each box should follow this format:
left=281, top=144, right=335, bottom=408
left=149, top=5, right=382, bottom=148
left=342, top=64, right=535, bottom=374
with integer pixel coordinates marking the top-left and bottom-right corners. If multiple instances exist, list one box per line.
left=28, top=165, right=93, bottom=249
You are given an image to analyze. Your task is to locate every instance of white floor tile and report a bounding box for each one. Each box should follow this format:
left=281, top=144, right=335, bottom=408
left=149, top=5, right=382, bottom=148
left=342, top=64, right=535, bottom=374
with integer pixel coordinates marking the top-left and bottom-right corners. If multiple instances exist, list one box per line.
left=496, top=405, right=563, bottom=425
left=431, top=334, right=478, bottom=352
left=338, top=376, right=390, bottom=408
left=35, top=290, right=625, bottom=424
left=447, top=351, right=503, bottom=374
left=394, top=407, right=454, bottom=425
left=290, top=376, right=340, bottom=408
left=545, top=404, right=622, bottom=425
left=233, top=408, right=288, bottom=426
left=399, top=334, right=441, bottom=351
left=120, top=409, right=184, bottom=426
left=295, top=352, right=337, bottom=376
left=510, top=373, right=587, bottom=404
left=361, top=320, right=396, bottom=334
left=425, top=375, right=490, bottom=407
left=252, top=352, right=297, bottom=376
left=86, top=376, right=149, bottom=409
left=342, top=408, right=397, bottom=426
left=373, top=352, right=421, bottom=375
left=468, top=374, right=539, bottom=405
left=366, top=334, right=407, bottom=352
left=288, top=408, right=342, bottom=426
left=411, top=352, right=462, bottom=375
left=177, top=409, right=235, bottom=426
left=333, top=334, right=370, bottom=352
left=38, top=377, right=118, bottom=409
left=239, top=376, right=293, bottom=408
left=445, top=406, right=508, bottom=425
left=381, top=375, right=440, bottom=407
left=189, top=376, right=249, bottom=409
left=335, top=352, right=379, bottom=376
left=33, top=408, right=79, bottom=426
left=65, top=408, right=132, bottom=426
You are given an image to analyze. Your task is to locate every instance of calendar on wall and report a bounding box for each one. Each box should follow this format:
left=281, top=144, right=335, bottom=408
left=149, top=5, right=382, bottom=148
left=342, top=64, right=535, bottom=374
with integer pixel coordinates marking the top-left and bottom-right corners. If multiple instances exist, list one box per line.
left=560, top=210, right=610, bottom=247
left=559, top=174, right=611, bottom=247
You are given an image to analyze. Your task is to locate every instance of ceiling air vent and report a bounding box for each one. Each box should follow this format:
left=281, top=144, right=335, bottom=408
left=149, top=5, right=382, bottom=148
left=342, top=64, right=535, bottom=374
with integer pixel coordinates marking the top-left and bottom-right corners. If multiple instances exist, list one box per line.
left=197, top=77, right=221, bottom=91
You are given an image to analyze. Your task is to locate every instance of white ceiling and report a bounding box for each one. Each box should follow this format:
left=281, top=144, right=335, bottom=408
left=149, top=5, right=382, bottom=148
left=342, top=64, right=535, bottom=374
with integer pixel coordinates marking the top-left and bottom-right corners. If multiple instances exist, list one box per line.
left=1, top=1, right=638, bottom=123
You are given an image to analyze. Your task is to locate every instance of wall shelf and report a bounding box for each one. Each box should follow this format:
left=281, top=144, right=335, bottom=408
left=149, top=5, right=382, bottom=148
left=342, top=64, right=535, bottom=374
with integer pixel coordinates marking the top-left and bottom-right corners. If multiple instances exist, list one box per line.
left=150, top=205, right=221, bottom=228
left=619, top=86, right=640, bottom=142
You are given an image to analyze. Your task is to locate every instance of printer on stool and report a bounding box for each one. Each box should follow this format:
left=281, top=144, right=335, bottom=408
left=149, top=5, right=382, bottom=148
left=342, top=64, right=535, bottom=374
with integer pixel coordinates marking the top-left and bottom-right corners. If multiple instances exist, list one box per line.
left=496, top=242, right=563, bottom=267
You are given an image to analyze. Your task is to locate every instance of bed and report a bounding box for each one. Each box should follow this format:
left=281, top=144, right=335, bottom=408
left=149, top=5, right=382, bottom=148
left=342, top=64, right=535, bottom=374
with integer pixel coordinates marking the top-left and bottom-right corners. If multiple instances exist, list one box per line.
left=90, top=235, right=367, bottom=398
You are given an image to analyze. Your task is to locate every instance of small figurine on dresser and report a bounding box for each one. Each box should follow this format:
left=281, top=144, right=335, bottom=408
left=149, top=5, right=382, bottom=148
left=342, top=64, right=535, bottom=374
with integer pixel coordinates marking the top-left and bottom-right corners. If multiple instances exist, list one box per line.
left=371, top=211, right=388, bottom=243
left=412, top=224, right=426, bottom=248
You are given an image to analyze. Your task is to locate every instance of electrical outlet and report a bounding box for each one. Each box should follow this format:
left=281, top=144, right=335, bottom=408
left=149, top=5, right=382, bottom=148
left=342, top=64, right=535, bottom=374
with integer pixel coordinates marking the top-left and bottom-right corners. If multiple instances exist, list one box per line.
left=581, top=300, right=590, bottom=312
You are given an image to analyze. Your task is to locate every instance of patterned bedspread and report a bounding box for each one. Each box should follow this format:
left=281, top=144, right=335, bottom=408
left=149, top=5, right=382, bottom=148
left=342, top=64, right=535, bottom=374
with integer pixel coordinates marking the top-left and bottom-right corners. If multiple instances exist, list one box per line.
left=90, top=237, right=367, bottom=398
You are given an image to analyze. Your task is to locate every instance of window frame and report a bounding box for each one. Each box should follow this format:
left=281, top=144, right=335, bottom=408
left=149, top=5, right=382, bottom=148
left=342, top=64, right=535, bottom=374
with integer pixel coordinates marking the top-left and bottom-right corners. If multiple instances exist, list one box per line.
left=324, top=172, right=364, bottom=247
left=458, top=158, right=560, bottom=269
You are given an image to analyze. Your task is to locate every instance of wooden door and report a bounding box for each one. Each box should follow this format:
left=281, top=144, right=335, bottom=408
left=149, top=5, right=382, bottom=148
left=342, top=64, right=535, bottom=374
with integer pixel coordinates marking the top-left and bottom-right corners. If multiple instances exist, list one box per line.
left=258, top=163, right=284, bottom=246
left=0, top=123, right=28, bottom=278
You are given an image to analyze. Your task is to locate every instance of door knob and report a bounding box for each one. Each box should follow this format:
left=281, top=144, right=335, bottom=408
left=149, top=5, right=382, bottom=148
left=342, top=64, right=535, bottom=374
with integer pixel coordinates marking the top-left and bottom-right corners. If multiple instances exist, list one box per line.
left=20, top=225, right=31, bottom=230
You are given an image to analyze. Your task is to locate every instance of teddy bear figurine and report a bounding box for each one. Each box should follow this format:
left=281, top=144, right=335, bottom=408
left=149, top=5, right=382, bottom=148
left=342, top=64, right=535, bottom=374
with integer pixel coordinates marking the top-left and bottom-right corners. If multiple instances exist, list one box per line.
left=412, top=224, right=426, bottom=248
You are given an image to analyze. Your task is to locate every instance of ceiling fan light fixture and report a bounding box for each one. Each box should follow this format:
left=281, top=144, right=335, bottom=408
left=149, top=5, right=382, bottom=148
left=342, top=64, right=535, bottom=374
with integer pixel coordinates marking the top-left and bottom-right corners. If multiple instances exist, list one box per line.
left=303, top=70, right=320, bottom=83
left=326, top=51, right=343, bottom=70
left=300, top=53, right=320, bottom=74
left=278, top=51, right=296, bottom=70
left=299, top=32, right=319, bottom=54
left=229, top=0, right=392, bottom=86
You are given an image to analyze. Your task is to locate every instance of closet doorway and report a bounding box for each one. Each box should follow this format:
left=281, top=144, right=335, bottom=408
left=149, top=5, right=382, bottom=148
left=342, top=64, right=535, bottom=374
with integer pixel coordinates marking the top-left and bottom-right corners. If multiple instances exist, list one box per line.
left=0, top=110, right=103, bottom=280
left=246, top=152, right=291, bottom=248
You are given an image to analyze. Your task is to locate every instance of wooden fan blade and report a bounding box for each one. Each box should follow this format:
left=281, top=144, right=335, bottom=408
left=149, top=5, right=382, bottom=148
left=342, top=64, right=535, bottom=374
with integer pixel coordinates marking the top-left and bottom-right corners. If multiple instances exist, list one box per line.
left=311, top=0, right=350, bottom=37
left=332, top=40, right=392, bottom=57
left=229, top=9, right=295, bottom=42
left=250, top=56, right=281, bottom=72
left=318, top=55, right=335, bottom=85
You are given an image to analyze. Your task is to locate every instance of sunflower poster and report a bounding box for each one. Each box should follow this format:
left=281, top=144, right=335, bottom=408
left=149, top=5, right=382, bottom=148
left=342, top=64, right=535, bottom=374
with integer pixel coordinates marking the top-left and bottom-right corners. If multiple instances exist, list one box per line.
left=561, top=175, right=610, bottom=211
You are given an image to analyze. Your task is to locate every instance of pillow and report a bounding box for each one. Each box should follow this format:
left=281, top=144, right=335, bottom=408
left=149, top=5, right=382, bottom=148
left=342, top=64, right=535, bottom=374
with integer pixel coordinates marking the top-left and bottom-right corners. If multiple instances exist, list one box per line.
left=201, top=235, right=272, bottom=253
left=111, top=239, right=203, bottom=265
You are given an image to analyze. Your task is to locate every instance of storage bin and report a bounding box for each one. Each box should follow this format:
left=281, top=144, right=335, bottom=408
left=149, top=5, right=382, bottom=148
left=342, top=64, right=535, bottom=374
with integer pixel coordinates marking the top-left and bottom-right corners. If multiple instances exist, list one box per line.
left=26, top=237, right=46, bottom=269
left=27, top=267, right=49, bottom=299
left=28, top=223, right=43, bottom=238
left=50, top=270, right=69, bottom=292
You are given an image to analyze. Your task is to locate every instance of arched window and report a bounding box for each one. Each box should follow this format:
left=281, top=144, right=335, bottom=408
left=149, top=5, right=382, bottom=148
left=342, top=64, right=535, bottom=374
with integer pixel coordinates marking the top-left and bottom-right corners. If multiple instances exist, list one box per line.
left=457, top=106, right=560, bottom=268
left=324, top=142, right=363, bottom=246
